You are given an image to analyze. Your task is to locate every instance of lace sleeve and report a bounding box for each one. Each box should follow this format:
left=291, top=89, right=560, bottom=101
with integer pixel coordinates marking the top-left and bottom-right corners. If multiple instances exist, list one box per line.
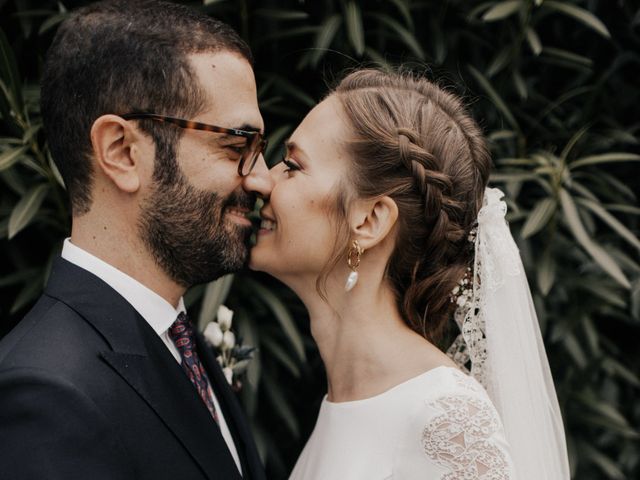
left=392, top=373, right=515, bottom=480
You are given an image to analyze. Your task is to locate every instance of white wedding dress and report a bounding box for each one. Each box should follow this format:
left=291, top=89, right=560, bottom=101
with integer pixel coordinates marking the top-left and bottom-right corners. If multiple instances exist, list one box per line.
left=289, top=366, right=515, bottom=480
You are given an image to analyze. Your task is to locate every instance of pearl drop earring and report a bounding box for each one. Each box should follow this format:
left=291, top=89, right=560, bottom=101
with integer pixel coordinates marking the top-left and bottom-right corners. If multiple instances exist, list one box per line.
left=345, top=240, right=363, bottom=292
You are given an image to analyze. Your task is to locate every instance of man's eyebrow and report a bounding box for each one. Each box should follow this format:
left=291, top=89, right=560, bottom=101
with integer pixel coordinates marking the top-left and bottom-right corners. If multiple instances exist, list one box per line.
left=217, top=124, right=262, bottom=142
left=236, top=124, right=262, bottom=133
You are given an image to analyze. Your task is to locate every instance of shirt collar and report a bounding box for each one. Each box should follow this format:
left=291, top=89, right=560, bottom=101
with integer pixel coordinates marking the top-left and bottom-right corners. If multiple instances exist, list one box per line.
left=61, top=238, right=185, bottom=335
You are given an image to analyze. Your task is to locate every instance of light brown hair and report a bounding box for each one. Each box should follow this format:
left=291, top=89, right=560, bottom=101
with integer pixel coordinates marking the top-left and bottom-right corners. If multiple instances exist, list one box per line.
left=328, top=69, right=491, bottom=344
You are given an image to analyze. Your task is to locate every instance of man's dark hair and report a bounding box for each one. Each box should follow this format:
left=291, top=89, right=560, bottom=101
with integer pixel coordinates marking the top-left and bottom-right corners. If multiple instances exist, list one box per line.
left=41, top=0, right=252, bottom=215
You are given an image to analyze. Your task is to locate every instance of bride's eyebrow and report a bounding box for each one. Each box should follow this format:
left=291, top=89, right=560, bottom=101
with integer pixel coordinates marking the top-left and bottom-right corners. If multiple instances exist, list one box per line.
left=284, top=139, right=309, bottom=161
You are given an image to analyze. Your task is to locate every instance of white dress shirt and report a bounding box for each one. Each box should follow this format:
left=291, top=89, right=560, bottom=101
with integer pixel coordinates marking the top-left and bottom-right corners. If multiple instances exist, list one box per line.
left=62, top=238, right=243, bottom=474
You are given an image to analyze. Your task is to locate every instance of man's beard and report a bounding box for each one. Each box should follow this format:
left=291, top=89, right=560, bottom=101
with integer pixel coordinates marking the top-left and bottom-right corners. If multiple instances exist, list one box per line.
left=138, top=167, right=255, bottom=287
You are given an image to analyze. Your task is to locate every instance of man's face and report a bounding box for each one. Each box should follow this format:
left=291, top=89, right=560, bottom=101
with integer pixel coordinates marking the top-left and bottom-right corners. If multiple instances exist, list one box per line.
left=139, top=51, right=268, bottom=287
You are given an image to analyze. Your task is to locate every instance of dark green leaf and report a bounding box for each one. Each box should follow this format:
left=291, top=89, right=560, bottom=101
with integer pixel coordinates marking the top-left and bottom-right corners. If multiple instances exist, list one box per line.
left=544, top=1, right=611, bottom=38
left=253, top=9, right=309, bottom=21
left=522, top=197, right=556, bottom=238
left=482, top=1, right=522, bottom=22
left=8, top=183, right=49, bottom=239
left=247, top=279, right=306, bottom=361
left=525, top=27, right=542, bottom=55
left=468, top=65, right=519, bottom=131
left=369, top=13, right=425, bottom=60
left=0, top=145, right=27, bottom=171
left=570, top=152, right=640, bottom=169
left=559, top=189, right=630, bottom=288
left=344, top=1, right=365, bottom=56
left=0, top=28, right=24, bottom=115
left=309, top=15, right=342, bottom=67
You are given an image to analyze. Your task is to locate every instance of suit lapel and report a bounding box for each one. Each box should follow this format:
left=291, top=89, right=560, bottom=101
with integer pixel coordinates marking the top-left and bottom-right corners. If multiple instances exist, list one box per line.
left=196, top=333, right=266, bottom=480
left=44, top=258, right=244, bottom=480
left=101, top=335, right=243, bottom=480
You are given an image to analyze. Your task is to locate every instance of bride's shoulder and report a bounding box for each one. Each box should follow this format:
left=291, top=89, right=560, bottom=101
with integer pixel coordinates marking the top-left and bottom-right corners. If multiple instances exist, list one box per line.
left=407, top=366, right=500, bottom=426
left=392, top=367, right=515, bottom=479
left=408, top=365, right=489, bottom=400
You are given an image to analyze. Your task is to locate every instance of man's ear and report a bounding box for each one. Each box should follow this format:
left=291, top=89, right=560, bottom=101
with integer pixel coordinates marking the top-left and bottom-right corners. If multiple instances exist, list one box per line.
left=90, top=114, right=145, bottom=193
left=351, top=196, right=399, bottom=250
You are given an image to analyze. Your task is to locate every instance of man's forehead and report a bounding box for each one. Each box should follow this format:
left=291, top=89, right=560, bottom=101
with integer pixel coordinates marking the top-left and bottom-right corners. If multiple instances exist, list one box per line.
left=188, top=51, right=262, bottom=132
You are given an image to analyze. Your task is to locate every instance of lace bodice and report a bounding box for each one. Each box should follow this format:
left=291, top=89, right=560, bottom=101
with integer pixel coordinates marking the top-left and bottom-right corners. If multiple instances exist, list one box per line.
left=289, top=366, right=515, bottom=480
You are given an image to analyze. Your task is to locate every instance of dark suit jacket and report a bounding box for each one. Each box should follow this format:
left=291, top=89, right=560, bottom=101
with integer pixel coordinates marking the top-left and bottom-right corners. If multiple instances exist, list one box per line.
left=0, top=257, right=266, bottom=480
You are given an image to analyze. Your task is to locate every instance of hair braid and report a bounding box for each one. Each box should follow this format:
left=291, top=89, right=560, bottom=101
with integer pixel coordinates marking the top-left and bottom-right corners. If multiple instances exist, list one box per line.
left=330, top=69, right=491, bottom=344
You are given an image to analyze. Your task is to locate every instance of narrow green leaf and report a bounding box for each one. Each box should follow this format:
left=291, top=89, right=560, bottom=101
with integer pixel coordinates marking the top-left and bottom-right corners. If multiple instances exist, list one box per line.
left=570, top=152, right=640, bottom=169
left=262, top=26, right=318, bottom=43
left=487, top=47, right=511, bottom=77
left=0, top=268, right=39, bottom=287
left=248, top=279, right=306, bottom=361
left=468, top=65, right=519, bottom=130
left=264, top=124, right=292, bottom=164
left=0, top=28, right=24, bottom=115
left=0, top=145, right=27, bottom=171
left=536, top=246, right=556, bottom=295
left=238, top=309, right=260, bottom=417
left=576, top=197, right=640, bottom=251
left=38, top=12, right=68, bottom=35
left=525, top=27, right=542, bottom=55
left=488, top=130, right=517, bottom=142
left=482, top=0, right=522, bottom=22
left=197, top=274, right=234, bottom=331
left=544, top=1, right=611, bottom=38
left=387, top=0, right=414, bottom=29
left=310, top=15, right=341, bottom=67
left=261, top=336, right=301, bottom=378
left=543, top=47, right=593, bottom=68
left=253, top=9, right=309, bottom=21
left=564, top=332, right=587, bottom=368
left=490, top=172, right=540, bottom=183
left=496, top=157, right=536, bottom=166
left=262, top=370, right=299, bottom=437
left=603, top=356, right=640, bottom=387
left=48, top=151, right=65, bottom=188
left=344, top=1, right=365, bottom=56
left=1, top=166, right=26, bottom=194
left=631, top=279, right=640, bottom=321
left=577, top=441, right=626, bottom=479
left=560, top=125, right=590, bottom=161
left=364, top=47, right=392, bottom=71
left=11, top=281, right=43, bottom=314
left=8, top=184, right=49, bottom=239
left=522, top=197, right=556, bottom=238
left=559, top=189, right=630, bottom=288
left=369, top=13, right=425, bottom=60
left=512, top=70, right=527, bottom=100
left=22, top=123, right=41, bottom=144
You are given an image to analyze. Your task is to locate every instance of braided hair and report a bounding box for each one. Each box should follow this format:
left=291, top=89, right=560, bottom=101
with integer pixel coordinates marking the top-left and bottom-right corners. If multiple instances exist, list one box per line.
left=330, top=69, right=491, bottom=343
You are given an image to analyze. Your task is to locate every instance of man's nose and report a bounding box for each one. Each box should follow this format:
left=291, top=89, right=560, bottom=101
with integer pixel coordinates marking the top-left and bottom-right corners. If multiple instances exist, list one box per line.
left=242, top=154, right=273, bottom=198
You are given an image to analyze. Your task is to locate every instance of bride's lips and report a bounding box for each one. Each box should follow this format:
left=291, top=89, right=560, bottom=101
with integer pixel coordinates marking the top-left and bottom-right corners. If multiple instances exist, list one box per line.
left=258, top=210, right=276, bottom=235
left=225, top=205, right=252, bottom=226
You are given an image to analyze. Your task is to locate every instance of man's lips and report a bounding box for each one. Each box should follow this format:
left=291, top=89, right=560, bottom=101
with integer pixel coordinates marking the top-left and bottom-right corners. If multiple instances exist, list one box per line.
left=225, top=205, right=252, bottom=225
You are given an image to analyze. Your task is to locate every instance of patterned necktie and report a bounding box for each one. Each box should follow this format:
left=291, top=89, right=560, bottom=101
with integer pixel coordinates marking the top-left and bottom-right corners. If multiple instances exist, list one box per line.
left=169, top=312, right=219, bottom=423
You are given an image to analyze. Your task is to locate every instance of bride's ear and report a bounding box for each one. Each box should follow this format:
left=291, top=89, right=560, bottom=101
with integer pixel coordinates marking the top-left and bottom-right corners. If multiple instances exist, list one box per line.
left=350, top=196, right=399, bottom=250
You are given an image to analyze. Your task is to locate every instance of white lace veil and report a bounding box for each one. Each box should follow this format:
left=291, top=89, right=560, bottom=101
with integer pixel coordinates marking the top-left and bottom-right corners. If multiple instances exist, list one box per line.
left=447, top=187, right=571, bottom=480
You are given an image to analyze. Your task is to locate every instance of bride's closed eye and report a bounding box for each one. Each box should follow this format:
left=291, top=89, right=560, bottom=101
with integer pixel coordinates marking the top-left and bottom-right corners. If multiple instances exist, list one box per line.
left=281, top=157, right=301, bottom=174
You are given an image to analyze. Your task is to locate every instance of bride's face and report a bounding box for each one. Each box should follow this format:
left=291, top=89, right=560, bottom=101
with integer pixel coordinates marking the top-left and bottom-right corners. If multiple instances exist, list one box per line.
left=250, top=96, right=351, bottom=285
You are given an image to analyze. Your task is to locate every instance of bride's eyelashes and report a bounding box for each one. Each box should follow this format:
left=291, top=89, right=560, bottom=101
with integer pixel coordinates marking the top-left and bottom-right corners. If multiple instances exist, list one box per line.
left=281, top=157, right=301, bottom=174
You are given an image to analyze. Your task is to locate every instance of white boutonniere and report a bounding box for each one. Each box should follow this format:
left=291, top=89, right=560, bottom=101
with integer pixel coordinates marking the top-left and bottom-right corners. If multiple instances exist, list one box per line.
left=203, top=305, right=254, bottom=391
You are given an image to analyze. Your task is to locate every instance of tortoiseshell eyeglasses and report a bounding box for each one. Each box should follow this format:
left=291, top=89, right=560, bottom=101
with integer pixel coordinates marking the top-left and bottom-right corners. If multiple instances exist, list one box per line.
left=121, top=112, right=268, bottom=176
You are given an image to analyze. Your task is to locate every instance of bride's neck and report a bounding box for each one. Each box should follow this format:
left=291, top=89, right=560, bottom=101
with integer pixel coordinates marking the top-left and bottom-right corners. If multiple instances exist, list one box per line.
left=300, top=278, right=448, bottom=403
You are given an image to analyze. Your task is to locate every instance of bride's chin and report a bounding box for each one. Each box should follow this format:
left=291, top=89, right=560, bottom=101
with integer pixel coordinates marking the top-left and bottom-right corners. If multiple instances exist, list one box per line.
left=247, top=245, right=270, bottom=272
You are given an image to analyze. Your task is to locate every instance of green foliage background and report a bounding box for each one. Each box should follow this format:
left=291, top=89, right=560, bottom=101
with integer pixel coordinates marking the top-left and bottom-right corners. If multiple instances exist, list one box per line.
left=1, top=0, right=639, bottom=478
